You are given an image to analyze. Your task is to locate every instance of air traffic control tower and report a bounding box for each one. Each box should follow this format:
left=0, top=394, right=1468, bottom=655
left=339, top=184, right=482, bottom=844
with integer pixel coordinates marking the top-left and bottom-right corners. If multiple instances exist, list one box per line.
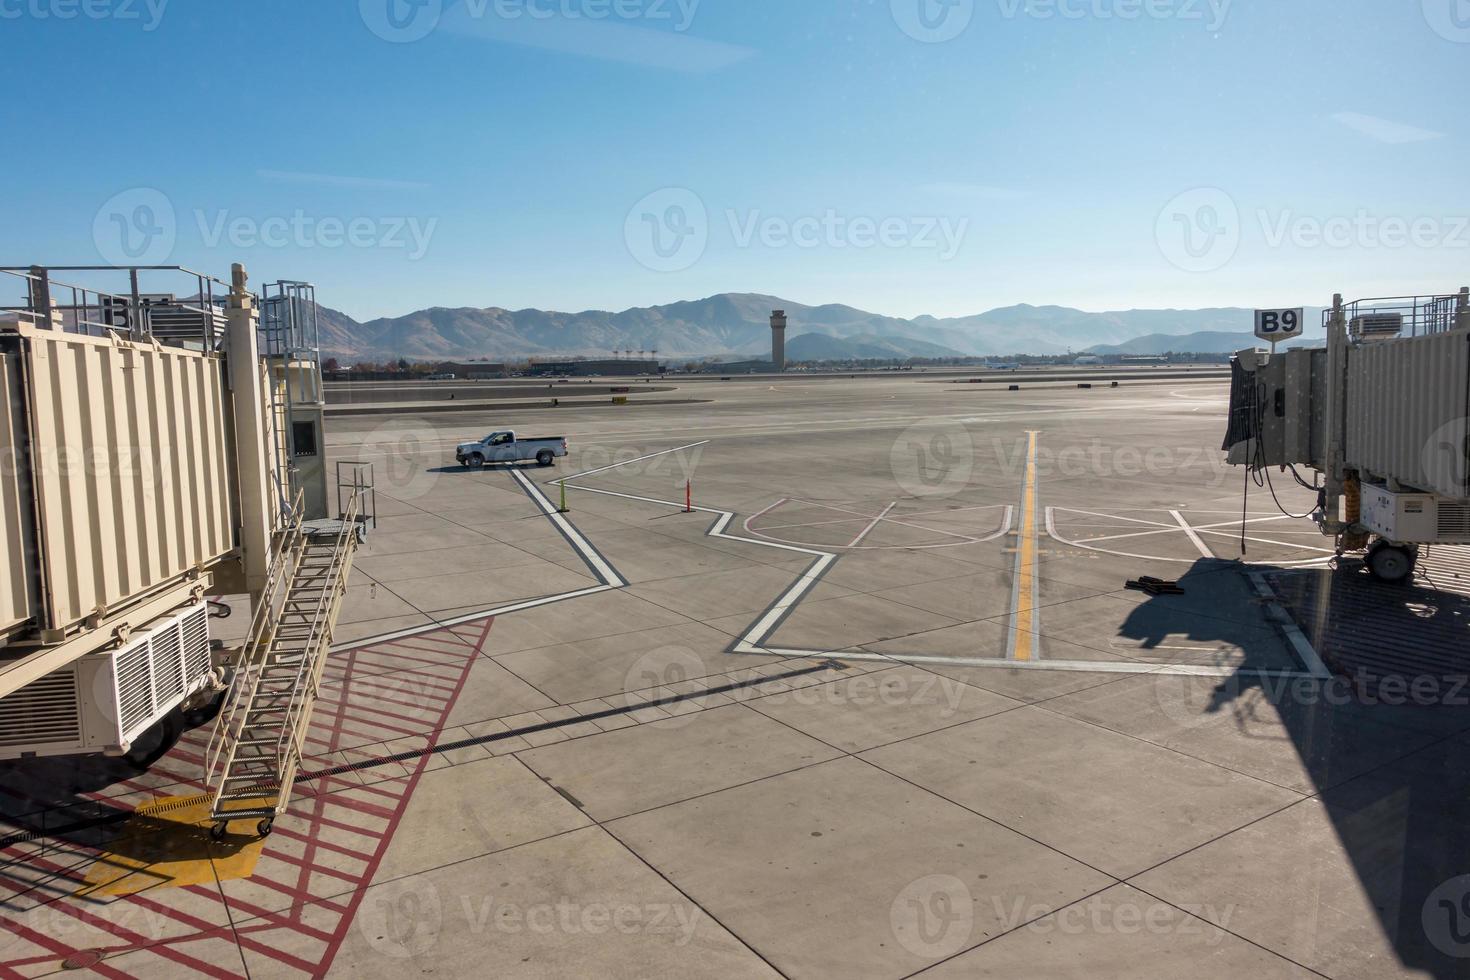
left=771, top=309, right=787, bottom=371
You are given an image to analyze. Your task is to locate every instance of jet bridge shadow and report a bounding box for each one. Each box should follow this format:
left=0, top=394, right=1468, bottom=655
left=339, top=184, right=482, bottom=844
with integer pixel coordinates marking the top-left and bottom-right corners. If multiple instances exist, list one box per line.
left=1114, top=558, right=1470, bottom=979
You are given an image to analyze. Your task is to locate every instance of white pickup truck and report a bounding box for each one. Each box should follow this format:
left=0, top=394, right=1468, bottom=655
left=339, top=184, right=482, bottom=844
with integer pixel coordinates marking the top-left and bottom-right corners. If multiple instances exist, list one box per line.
left=457, top=431, right=568, bottom=468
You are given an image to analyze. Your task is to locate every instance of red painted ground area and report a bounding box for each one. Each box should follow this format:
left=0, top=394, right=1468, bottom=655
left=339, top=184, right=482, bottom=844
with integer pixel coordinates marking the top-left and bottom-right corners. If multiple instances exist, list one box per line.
left=0, top=617, right=492, bottom=979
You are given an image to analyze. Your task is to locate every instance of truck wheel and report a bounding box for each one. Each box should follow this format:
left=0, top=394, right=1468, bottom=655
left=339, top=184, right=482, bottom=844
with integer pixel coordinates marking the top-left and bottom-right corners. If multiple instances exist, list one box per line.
left=536, top=450, right=554, bottom=467
left=470, top=453, right=485, bottom=468
left=1367, top=541, right=1417, bottom=585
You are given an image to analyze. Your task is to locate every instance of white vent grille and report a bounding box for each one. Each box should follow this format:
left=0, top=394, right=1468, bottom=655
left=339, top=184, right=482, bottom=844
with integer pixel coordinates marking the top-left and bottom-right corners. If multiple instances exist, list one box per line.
left=111, top=603, right=213, bottom=744
left=1350, top=312, right=1404, bottom=341
left=1440, top=502, right=1470, bottom=539
left=0, top=667, right=81, bottom=748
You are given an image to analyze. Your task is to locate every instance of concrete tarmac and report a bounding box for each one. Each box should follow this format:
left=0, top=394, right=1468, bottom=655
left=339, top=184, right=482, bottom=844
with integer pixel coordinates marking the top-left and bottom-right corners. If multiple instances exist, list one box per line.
left=1, top=374, right=1465, bottom=979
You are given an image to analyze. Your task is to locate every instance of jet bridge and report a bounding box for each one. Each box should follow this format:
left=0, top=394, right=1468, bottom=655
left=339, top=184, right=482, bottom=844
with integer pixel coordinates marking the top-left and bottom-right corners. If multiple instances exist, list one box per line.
left=0, top=265, right=361, bottom=804
left=1223, top=288, right=1470, bottom=583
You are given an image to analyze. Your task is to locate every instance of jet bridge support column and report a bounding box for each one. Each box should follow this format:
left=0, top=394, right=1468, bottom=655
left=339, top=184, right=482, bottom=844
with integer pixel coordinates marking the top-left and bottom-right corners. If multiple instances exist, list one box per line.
left=226, top=263, right=273, bottom=594
left=1321, top=293, right=1349, bottom=537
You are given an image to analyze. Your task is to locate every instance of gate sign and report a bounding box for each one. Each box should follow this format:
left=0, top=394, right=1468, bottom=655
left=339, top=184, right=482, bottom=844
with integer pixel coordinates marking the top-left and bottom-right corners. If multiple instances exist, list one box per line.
left=1254, top=308, right=1305, bottom=344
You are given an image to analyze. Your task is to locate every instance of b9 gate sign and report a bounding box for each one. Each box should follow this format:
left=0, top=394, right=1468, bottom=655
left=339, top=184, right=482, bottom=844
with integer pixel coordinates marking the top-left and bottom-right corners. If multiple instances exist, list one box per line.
left=1254, top=308, right=1305, bottom=345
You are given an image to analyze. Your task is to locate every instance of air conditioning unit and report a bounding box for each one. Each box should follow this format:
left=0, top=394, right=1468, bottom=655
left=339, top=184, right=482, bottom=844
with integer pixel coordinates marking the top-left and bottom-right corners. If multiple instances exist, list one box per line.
left=0, top=603, right=213, bottom=760
left=1360, top=486, right=1470, bottom=545
left=1350, top=312, right=1404, bottom=341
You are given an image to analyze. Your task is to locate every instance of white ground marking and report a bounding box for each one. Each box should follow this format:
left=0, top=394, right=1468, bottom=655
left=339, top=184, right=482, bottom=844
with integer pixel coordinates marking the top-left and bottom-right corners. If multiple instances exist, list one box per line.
left=743, top=498, right=1012, bottom=551
left=333, top=467, right=627, bottom=651
left=848, top=502, right=898, bottom=547
left=1046, top=507, right=1334, bottom=566
left=1170, top=510, right=1215, bottom=559
left=549, top=440, right=711, bottom=485
left=556, top=454, right=1324, bottom=680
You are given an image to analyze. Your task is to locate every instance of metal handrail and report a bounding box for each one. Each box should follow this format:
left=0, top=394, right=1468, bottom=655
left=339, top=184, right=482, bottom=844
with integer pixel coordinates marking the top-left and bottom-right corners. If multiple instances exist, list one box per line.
left=203, top=490, right=307, bottom=789
left=268, top=491, right=362, bottom=814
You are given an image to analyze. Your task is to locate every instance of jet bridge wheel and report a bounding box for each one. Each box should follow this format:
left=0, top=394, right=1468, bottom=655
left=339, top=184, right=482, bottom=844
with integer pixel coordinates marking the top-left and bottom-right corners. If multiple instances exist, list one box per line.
left=257, top=817, right=275, bottom=837
left=209, top=822, right=228, bottom=842
left=1366, top=541, right=1418, bottom=585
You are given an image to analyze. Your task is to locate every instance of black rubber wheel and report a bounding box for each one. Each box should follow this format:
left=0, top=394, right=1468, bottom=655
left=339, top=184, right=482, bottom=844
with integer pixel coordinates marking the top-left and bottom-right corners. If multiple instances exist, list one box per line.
left=123, top=711, right=183, bottom=772
left=536, top=450, right=554, bottom=467
left=209, top=822, right=228, bottom=842
left=1367, top=541, right=1417, bottom=585
left=257, top=818, right=274, bottom=837
left=470, top=453, right=486, bottom=469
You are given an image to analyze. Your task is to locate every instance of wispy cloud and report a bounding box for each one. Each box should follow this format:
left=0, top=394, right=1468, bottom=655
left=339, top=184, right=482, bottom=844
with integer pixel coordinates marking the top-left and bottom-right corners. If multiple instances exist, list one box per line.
left=1331, top=112, right=1444, bottom=145
left=918, top=182, right=1030, bottom=201
left=257, top=170, right=433, bottom=191
left=439, top=7, right=754, bottom=73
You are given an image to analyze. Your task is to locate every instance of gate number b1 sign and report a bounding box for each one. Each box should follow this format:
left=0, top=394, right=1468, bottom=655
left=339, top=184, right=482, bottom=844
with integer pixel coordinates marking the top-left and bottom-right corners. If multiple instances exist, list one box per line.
left=1255, top=308, right=1305, bottom=345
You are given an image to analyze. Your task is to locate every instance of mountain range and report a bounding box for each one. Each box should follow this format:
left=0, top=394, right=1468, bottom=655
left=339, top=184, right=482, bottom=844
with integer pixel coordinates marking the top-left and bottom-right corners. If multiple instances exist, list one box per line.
left=315, top=294, right=1326, bottom=363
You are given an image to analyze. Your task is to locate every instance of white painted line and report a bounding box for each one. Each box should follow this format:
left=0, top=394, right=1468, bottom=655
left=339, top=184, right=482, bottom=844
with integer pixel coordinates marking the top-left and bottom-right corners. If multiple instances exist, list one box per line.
left=730, top=642, right=1322, bottom=679
left=1046, top=507, right=1196, bottom=564
left=848, top=502, right=897, bottom=547
left=555, top=469, right=1319, bottom=682
left=742, top=497, right=790, bottom=535
left=550, top=440, right=710, bottom=485
left=1171, top=510, right=1215, bottom=559
left=1051, top=507, right=1178, bottom=529
left=1196, top=529, right=1336, bottom=555
left=1247, top=571, right=1331, bottom=679
left=512, top=467, right=626, bottom=587
left=744, top=498, right=1010, bottom=550
left=334, top=585, right=616, bottom=652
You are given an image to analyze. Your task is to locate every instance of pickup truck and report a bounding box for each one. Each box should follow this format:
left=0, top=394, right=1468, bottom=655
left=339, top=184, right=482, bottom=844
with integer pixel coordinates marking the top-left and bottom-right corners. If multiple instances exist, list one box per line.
left=457, top=431, right=568, bottom=468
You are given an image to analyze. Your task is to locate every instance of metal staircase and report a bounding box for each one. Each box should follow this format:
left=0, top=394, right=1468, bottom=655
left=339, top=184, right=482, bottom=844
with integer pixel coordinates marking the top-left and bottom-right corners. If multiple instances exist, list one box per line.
left=204, top=491, right=362, bottom=838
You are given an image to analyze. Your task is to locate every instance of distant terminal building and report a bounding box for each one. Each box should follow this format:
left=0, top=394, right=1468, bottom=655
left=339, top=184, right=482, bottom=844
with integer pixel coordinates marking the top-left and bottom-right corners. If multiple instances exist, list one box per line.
left=528, top=358, right=661, bottom=377
left=699, top=360, right=777, bottom=374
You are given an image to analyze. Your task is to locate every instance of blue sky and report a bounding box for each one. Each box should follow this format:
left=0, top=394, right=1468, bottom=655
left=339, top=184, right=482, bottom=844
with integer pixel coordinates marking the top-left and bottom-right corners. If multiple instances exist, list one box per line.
left=2, top=0, right=1466, bottom=321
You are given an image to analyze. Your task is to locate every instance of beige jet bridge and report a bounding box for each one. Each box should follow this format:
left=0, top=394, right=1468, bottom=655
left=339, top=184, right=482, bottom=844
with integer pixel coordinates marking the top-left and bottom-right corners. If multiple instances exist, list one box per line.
left=1, top=262, right=369, bottom=836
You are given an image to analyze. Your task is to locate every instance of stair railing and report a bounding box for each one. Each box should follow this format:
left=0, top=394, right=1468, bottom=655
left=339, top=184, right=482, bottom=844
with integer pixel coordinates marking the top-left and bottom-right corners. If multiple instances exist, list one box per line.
left=204, top=490, right=307, bottom=803
left=267, top=489, right=364, bottom=815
